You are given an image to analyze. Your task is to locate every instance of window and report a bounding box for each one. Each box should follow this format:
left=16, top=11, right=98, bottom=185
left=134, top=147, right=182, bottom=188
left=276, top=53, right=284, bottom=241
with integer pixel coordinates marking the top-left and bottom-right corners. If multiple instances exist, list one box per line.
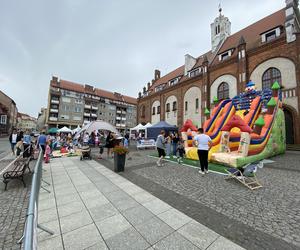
left=63, top=105, right=70, bottom=111
left=75, top=106, right=82, bottom=113
left=152, top=107, right=156, bottom=115
left=215, top=24, right=220, bottom=35
left=195, top=98, right=199, bottom=110
left=60, top=115, right=70, bottom=120
left=73, top=116, right=81, bottom=121
left=189, top=68, right=201, bottom=78
left=185, top=101, right=188, bottom=112
left=266, top=30, right=276, bottom=42
left=217, top=82, right=229, bottom=100
left=166, top=103, right=170, bottom=112
left=169, top=78, right=179, bottom=86
left=262, top=67, right=281, bottom=89
left=172, top=101, right=177, bottom=111
left=75, top=99, right=83, bottom=104
left=0, top=115, right=7, bottom=124
left=62, top=97, right=71, bottom=103
left=157, top=106, right=161, bottom=114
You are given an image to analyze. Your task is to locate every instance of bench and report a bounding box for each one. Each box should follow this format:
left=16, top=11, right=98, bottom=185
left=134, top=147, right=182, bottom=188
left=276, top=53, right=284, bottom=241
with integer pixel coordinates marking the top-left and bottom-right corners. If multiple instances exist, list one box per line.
left=3, top=157, right=31, bottom=191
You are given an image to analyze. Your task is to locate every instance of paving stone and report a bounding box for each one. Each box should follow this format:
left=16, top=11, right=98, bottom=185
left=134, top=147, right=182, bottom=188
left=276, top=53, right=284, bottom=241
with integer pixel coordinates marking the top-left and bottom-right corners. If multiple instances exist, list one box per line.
left=38, top=235, right=63, bottom=250
left=89, top=203, right=119, bottom=222
left=122, top=205, right=154, bottom=227
left=63, top=224, right=105, bottom=250
left=38, top=219, right=60, bottom=242
left=38, top=207, right=58, bottom=224
left=82, top=194, right=110, bottom=209
left=152, top=232, right=199, bottom=250
left=57, top=200, right=85, bottom=217
left=207, top=236, right=245, bottom=250
left=60, top=210, right=93, bottom=234
left=106, top=227, right=150, bottom=250
left=143, top=198, right=172, bottom=215
left=157, top=208, right=192, bottom=230
left=55, top=192, right=81, bottom=206
left=131, top=191, right=156, bottom=204
left=135, top=216, right=174, bottom=245
left=95, top=213, right=131, bottom=240
left=178, top=220, right=219, bottom=249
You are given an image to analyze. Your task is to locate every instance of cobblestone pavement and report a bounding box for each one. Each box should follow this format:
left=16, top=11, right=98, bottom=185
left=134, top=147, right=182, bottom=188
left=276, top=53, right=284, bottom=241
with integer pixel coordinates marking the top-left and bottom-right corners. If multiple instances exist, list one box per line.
left=0, top=160, right=34, bottom=250
left=92, top=148, right=300, bottom=250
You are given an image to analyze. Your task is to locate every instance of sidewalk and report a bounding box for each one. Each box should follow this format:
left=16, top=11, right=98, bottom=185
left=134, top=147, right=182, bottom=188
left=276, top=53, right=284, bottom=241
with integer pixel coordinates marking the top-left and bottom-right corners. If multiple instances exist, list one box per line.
left=38, top=157, right=245, bottom=250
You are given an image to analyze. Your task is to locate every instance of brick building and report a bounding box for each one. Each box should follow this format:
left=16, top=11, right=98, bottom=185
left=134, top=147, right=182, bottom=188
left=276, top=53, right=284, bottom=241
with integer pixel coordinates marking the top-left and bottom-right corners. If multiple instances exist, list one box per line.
left=46, top=77, right=137, bottom=133
left=0, top=90, right=18, bottom=135
left=137, top=0, right=300, bottom=144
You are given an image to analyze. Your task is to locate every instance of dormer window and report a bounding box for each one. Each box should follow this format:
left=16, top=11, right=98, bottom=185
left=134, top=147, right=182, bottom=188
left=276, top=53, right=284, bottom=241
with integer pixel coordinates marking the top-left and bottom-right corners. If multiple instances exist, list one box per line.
left=189, top=68, right=201, bottom=78
left=169, top=78, right=179, bottom=86
left=155, top=85, right=164, bottom=92
left=219, top=50, right=232, bottom=61
left=261, top=27, right=281, bottom=43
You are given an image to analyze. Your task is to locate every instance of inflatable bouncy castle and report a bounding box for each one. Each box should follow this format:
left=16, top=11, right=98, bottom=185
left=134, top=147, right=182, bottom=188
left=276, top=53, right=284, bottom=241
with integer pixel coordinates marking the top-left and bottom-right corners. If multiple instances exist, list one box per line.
left=183, top=81, right=285, bottom=167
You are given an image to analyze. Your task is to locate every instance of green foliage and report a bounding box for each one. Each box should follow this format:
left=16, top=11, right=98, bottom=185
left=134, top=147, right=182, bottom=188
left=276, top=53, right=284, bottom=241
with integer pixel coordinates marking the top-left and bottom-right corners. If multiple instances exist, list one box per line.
left=113, top=146, right=129, bottom=155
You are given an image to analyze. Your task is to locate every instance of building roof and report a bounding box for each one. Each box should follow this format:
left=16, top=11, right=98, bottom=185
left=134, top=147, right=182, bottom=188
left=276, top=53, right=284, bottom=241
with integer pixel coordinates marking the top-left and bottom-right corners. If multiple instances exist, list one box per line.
left=144, top=8, right=286, bottom=93
left=212, top=8, right=286, bottom=65
left=51, top=78, right=137, bottom=105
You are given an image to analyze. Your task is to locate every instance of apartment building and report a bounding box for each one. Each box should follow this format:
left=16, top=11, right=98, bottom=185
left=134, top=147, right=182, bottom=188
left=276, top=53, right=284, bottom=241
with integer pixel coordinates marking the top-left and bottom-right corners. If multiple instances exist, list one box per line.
left=46, top=77, right=137, bottom=133
left=0, top=90, right=18, bottom=135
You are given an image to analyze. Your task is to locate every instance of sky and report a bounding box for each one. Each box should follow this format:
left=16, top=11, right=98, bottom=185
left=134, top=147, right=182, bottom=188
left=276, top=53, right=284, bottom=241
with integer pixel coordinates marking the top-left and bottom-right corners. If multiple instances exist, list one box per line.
left=0, top=0, right=285, bottom=117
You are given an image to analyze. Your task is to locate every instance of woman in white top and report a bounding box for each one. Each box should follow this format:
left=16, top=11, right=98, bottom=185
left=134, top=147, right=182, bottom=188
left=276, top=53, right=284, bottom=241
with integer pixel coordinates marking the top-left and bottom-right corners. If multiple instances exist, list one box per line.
left=193, top=128, right=212, bottom=175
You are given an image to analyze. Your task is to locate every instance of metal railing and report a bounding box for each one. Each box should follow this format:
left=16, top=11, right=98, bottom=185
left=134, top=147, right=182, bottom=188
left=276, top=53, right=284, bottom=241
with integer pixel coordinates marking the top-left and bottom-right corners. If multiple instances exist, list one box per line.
left=21, top=147, right=54, bottom=250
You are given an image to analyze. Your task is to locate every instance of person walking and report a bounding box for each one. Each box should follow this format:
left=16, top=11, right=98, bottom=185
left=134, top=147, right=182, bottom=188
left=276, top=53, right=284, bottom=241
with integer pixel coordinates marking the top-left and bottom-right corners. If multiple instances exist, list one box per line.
left=156, top=130, right=166, bottom=166
left=172, top=132, right=180, bottom=158
left=105, top=132, right=115, bottom=158
left=165, top=133, right=172, bottom=158
left=23, top=130, right=32, bottom=158
left=37, top=131, right=47, bottom=153
left=193, top=128, right=212, bottom=175
left=9, top=129, right=18, bottom=155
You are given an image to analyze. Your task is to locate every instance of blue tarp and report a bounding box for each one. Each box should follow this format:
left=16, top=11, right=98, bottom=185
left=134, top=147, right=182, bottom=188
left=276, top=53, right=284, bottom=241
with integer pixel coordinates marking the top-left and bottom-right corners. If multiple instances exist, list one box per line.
left=146, top=121, right=178, bottom=139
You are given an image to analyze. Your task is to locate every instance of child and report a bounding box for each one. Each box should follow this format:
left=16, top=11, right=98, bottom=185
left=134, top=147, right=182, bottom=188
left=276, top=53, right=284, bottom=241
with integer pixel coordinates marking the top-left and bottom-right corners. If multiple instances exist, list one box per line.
left=44, top=141, right=51, bottom=163
left=165, top=133, right=172, bottom=158
left=177, top=140, right=185, bottom=164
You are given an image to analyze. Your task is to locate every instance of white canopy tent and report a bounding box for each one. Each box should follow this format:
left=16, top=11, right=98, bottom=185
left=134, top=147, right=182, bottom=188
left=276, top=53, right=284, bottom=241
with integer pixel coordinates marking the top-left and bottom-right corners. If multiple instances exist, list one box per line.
left=72, top=125, right=81, bottom=134
left=129, top=123, right=151, bottom=139
left=75, top=120, right=119, bottom=139
left=58, top=126, right=72, bottom=133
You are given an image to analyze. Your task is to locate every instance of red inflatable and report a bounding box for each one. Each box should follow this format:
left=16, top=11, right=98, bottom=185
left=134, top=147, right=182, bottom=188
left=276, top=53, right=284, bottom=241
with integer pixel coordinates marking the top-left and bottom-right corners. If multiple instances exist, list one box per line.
left=181, top=119, right=198, bottom=132
left=221, top=115, right=252, bottom=133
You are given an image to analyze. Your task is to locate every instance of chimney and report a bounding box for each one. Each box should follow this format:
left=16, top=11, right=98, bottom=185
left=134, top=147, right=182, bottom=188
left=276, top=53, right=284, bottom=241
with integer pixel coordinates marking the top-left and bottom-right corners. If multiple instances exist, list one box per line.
left=51, top=76, right=59, bottom=86
left=184, top=54, right=197, bottom=75
left=147, top=82, right=151, bottom=90
left=154, top=69, right=161, bottom=80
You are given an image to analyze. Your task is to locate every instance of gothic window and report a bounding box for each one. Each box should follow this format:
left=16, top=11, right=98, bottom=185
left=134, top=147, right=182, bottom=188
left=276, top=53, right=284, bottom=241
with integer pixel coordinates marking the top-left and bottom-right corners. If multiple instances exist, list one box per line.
left=262, top=67, right=281, bottom=89
left=166, top=103, right=170, bottom=112
left=152, top=106, right=155, bottom=115
left=185, top=101, right=188, bottom=112
left=195, top=98, right=199, bottom=111
left=172, top=101, right=177, bottom=111
left=217, top=82, right=229, bottom=100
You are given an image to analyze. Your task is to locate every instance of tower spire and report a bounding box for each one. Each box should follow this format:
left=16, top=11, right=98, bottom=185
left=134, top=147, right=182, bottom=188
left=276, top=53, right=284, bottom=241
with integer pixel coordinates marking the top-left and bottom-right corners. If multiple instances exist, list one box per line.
left=218, top=2, right=222, bottom=15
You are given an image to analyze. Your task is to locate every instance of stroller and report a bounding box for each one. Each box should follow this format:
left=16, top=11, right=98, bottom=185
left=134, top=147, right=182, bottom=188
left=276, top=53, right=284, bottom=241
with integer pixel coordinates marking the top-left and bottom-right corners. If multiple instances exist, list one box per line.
left=80, top=145, right=92, bottom=160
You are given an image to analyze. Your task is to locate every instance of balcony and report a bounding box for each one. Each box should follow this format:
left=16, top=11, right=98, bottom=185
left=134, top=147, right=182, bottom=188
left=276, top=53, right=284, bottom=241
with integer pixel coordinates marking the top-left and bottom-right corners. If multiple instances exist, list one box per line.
left=50, top=108, right=59, bottom=113
left=122, top=111, right=126, bottom=114
left=49, top=117, right=58, bottom=121
left=51, top=99, right=59, bottom=104
left=121, top=117, right=126, bottom=121
left=91, top=106, right=98, bottom=110
left=116, top=110, right=122, bottom=114
left=91, top=113, right=97, bottom=118
left=84, top=112, right=90, bottom=117
left=84, top=104, right=91, bottom=109
left=50, top=88, right=61, bottom=95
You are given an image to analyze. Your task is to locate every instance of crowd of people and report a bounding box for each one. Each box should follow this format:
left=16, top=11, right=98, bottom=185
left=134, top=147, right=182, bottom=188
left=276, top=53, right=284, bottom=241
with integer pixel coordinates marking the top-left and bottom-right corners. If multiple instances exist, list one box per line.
left=156, top=128, right=212, bottom=175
